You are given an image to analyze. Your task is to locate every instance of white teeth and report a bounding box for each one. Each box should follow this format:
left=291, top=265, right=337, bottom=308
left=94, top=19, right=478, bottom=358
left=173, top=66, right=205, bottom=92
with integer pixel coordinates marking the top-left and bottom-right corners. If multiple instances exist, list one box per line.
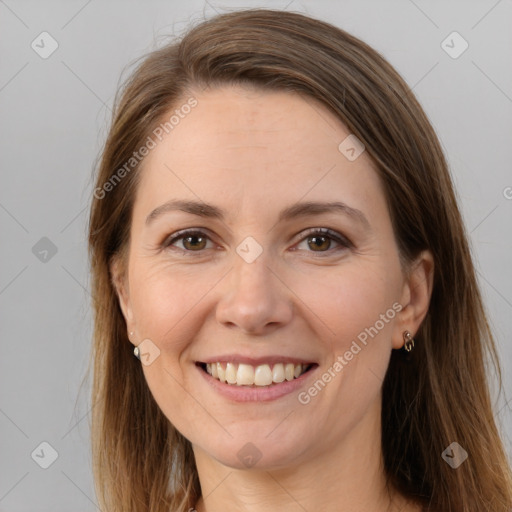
left=203, top=361, right=310, bottom=386
left=217, top=362, right=226, bottom=382
left=254, top=364, right=273, bottom=386
left=272, top=363, right=285, bottom=383
left=236, top=363, right=255, bottom=385
left=285, top=363, right=295, bottom=381
left=225, top=362, right=237, bottom=384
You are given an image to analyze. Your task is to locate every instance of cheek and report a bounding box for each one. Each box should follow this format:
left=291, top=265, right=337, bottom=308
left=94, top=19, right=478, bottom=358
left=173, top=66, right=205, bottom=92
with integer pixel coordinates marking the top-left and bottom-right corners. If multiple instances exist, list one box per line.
left=298, top=261, right=399, bottom=352
left=129, top=262, right=220, bottom=353
left=296, top=265, right=399, bottom=431
left=128, top=264, right=211, bottom=434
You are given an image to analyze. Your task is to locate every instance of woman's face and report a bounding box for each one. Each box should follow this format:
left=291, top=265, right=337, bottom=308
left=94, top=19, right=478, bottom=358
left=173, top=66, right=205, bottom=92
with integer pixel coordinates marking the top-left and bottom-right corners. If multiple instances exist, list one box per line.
left=114, top=84, right=429, bottom=470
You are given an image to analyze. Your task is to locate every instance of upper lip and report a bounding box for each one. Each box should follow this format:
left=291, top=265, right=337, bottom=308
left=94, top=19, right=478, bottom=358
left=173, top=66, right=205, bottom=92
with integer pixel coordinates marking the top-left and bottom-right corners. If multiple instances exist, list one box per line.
left=197, top=354, right=317, bottom=366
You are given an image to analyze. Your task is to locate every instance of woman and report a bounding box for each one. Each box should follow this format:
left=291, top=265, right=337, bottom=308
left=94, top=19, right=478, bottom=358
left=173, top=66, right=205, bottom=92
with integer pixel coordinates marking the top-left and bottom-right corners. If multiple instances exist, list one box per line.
left=87, top=8, right=512, bottom=512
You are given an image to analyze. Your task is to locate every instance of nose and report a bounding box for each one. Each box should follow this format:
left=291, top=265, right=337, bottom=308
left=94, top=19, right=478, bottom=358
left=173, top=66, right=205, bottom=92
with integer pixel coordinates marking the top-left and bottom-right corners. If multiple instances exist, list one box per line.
left=215, top=250, right=293, bottom=335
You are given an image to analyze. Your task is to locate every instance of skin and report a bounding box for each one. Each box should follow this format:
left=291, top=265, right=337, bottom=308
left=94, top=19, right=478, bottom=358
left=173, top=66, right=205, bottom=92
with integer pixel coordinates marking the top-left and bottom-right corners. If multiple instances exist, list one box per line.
left=112, top=84, right=433, bottom=512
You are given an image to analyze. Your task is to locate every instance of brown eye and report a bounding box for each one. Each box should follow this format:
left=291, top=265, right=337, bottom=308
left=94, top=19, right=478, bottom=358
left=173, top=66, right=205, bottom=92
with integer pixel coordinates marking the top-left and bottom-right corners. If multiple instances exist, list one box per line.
left=164, top=229, right=212, bottom=252
left=307, top=234, right=332, bottom=251
left=295, top=228, right=352, bottom=254
left=163, top=227, right=351, bottom=255
left=182, top=234, right=207, bottom=251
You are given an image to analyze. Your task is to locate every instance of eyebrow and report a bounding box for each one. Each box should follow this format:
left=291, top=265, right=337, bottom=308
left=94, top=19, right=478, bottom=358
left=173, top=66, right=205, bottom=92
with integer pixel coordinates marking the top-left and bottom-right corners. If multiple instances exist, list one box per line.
left=145, top=199, right=371, bottom=231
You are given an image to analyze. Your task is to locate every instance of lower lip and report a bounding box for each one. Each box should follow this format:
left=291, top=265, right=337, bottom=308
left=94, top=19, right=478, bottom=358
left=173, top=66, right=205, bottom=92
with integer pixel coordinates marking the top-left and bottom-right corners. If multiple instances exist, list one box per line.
left=197, top=364, right=318, bottom=402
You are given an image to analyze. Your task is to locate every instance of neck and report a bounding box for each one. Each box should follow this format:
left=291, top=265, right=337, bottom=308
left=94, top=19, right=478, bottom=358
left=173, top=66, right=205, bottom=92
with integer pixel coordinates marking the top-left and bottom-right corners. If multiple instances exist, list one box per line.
left=192, top=394, right=416, bottom=512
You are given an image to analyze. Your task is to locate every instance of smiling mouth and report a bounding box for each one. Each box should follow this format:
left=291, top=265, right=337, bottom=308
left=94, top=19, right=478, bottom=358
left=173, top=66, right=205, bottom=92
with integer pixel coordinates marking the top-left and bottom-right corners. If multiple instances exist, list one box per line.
left=197, top=361, right=316, bottom=387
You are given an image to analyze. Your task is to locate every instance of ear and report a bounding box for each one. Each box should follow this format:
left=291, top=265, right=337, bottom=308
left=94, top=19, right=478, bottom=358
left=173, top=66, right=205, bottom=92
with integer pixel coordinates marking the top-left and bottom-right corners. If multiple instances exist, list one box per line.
left=110, top=256, right=135, bottom=335
left=392, top=250, right=434, bottom=349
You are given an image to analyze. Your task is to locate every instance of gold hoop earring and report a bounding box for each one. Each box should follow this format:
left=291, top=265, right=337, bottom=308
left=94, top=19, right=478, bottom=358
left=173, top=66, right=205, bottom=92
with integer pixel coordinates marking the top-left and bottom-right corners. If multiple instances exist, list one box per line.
left=403, top=330, right=415, bottom=352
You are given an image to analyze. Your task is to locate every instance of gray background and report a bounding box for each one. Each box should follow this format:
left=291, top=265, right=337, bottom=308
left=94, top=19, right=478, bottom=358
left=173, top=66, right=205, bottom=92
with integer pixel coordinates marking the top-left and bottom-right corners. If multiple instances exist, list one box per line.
left=1, top=0, right=511, bottom=510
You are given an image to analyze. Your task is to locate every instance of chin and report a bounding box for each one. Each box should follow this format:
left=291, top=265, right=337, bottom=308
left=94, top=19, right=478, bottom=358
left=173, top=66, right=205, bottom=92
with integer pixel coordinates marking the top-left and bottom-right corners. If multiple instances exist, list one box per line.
left=197, top=423, right=312, bottom=471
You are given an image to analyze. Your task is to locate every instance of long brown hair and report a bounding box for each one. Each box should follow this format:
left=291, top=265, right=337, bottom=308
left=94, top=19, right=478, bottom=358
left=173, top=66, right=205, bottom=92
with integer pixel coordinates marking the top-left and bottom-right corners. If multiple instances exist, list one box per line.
left=87, top=8, right=512, bottom=512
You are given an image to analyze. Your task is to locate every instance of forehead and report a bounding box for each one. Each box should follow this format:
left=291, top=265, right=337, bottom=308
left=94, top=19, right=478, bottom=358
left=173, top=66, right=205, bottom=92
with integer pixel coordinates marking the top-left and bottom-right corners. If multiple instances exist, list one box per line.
left=132, top=85, right=385, bottom=224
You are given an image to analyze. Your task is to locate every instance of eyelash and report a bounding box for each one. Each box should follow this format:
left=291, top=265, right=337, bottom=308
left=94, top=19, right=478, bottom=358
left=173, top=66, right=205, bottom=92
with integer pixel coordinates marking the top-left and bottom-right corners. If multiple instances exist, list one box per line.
left=162, top=227, right=352, bottom=256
